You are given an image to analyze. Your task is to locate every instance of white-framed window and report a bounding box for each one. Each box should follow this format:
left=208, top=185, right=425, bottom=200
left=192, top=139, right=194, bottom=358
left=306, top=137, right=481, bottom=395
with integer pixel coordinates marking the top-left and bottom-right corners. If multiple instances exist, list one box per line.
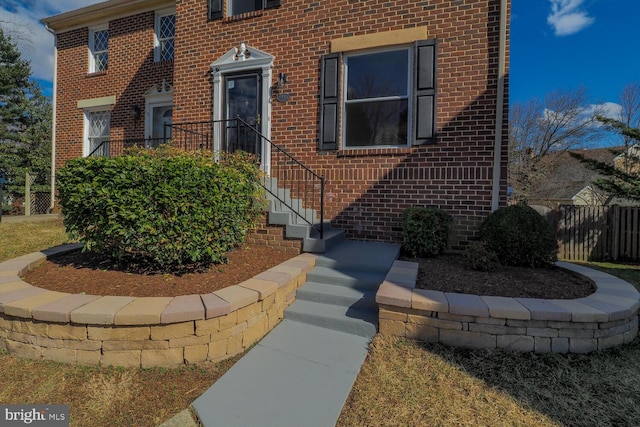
left=155, top=10, right=175, bottom=62
left=343, top=47, right=412, bottom=148
left=85, top=109, right=111, bottom=156
left=89, top=26, right=108, bottom=73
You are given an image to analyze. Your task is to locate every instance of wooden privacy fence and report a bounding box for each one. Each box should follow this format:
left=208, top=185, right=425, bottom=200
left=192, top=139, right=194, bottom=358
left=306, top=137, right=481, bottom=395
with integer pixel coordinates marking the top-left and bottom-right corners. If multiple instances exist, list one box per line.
left=557, top=205, right=640, bottom=262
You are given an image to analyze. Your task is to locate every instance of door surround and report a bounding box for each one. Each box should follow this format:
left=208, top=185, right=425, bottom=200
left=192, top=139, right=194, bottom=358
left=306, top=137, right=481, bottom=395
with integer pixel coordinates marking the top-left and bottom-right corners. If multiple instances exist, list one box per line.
left=144, top=81, right=174, bottom=142
left=211, top=43, right=273, bottom=174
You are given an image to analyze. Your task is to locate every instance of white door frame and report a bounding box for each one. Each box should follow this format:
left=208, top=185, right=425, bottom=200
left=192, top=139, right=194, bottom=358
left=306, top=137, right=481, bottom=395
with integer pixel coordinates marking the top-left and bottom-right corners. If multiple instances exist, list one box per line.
left=143, top=82, right=174, bottom=142
left=211, top=44, right=273, bottom=175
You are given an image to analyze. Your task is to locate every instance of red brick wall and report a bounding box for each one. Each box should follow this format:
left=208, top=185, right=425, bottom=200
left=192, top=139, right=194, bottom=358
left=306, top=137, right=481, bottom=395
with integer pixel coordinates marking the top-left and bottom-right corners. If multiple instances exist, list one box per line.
left=54, top=0, right=510, bottom=250
left=55, top=12, right=173, bottom=170
left=246, top=213, right=303, bottom=255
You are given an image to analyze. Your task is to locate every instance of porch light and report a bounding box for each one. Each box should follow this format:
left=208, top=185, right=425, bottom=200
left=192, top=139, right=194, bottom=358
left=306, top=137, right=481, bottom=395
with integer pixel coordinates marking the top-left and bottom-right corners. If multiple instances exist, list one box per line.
left=277, top=72, right=287, bottom=88
left=130, top=105, right=141, bottom=120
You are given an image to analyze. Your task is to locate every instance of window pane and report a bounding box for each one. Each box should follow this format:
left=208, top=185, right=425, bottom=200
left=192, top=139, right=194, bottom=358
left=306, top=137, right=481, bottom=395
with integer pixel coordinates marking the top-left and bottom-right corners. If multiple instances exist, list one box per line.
left=160, top=15, right=175, bottom=39
left=88, top=111, right=110, bottom=156
left=94, top=30, right=108, bottom=52
left=346, top=50, right=408, bottom=100
left=161, top=39, right=174, bottom=61
left=345, top=99, right=408, bottom=147
left=229, top=0, right=262, bottom=15
left=95, top=52, right=108, bottom=71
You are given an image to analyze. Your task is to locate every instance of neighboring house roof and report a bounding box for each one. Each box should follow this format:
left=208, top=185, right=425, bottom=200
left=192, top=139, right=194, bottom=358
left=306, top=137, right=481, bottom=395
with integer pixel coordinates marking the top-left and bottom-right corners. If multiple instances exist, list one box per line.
left=41, top=0, right=174, bottom=32
left=528, top=147, right=623, bottom=206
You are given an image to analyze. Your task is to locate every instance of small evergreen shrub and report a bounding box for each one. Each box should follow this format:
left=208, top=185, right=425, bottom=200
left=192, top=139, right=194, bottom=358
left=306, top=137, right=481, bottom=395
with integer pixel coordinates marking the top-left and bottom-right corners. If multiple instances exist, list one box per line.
left=401, top=207, right=451, bottom=257
left=57, top=147, right=264, bottom=271
left=478, top=203, right=558, bottom=268
left=463, top=241, right=499, bottom=272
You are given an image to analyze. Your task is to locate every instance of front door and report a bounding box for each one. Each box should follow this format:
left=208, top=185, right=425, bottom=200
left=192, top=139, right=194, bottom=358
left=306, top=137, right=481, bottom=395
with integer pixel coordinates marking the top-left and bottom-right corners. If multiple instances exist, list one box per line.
left=149, top=105, right=173, bottom=147
left=225, top=72, right=262, bottom=160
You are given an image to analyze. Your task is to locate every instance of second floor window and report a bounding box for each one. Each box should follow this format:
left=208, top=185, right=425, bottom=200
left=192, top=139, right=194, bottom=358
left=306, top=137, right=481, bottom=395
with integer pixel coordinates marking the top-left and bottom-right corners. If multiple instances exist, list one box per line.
left=229, top=0, right=261, bottom=15
left=155, top=12, right=175, bottom=62
left=208, top=0, right=280, bottom=20
left=89, top=28, right=108, bottom=73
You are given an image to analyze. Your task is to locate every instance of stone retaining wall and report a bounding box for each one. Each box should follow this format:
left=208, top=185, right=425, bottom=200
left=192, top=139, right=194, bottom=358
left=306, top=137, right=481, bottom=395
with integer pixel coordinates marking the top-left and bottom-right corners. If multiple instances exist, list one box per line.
left=376, top=261, right=640, bottom=353
left=0, top=244, right=315, bottom=367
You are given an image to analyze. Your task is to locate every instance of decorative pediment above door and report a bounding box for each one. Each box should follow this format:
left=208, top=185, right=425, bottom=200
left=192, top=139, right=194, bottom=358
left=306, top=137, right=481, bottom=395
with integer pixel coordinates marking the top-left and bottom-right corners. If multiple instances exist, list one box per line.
left=211, top=43, right=274, bottom=74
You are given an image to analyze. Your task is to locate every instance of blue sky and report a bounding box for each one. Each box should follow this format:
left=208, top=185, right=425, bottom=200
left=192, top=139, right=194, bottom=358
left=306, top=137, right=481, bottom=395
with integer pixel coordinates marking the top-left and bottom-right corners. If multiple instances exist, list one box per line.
left=1, top=0, right=638, bottom=112
left=511, top=0, right=640, bottom=108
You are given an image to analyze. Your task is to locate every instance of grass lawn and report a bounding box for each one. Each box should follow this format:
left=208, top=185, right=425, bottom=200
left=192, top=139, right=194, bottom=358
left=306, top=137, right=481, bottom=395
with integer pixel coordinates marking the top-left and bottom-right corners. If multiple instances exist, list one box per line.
left=0, top=217, right=69, bottom=262
left=2, top=219, right=640, bottom=426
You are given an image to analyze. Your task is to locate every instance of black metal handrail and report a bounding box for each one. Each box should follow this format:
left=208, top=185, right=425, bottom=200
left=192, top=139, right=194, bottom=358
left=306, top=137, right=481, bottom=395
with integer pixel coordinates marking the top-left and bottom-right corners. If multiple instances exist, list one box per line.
left=86, top=138, right=166, bottom=157
left=168, top=118, right=325, bottom=239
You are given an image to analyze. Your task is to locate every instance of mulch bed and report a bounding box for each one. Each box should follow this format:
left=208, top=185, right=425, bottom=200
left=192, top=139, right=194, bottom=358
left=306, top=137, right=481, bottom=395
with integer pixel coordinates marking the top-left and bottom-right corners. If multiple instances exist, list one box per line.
left=407, top=254, right=596, bottom=299
left=23, top=245, right=295, bottom=297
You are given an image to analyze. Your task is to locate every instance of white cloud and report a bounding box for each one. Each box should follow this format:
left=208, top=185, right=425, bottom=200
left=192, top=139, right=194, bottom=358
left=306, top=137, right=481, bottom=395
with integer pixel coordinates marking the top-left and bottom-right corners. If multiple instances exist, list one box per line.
left=584, top=102, right=622, bottom=120
left=547, top=0, right=595, bottom=36
left=1, top=0, right=103, bottom=84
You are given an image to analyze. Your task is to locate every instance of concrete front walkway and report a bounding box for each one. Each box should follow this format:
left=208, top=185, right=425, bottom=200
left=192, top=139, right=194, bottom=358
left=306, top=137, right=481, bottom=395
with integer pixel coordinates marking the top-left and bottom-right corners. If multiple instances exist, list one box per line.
left=188, top=239, right=400, bottom=427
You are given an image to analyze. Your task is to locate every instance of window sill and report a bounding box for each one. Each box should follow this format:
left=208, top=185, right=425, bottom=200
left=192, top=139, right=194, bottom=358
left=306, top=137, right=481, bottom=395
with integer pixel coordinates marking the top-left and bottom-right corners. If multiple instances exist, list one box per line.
left=223, top=10, right=264, bottom=22
left=337, top=146, right=415, bottom=157
left=86, top=71, right=107, bottom=78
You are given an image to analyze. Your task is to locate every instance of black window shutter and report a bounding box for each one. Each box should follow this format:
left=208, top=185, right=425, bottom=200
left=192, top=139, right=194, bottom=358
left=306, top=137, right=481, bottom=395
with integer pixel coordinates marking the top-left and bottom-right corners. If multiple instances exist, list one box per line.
left=208, top=0, right=222, bottom=20
left=413, top=39, right=437, bottom=145
left=319, top=53, right=340, bottom=151
left=265, top=0, right=281, bottom=9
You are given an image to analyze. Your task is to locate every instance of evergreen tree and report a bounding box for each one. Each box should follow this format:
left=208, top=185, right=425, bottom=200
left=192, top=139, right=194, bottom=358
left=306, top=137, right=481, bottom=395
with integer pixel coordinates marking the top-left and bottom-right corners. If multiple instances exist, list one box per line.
left=570, top=116, right=640, bottom=202
left=0, top=27, right=52, bottom=206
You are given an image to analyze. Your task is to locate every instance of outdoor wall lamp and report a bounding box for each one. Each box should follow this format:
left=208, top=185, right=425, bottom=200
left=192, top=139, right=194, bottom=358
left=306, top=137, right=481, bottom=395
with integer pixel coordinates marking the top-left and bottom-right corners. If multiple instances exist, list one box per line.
left=277, top=72, right=287, bottom=89
left=272, top=73, right=289, bottom=102
left=130, top=105, right=141, bottom=120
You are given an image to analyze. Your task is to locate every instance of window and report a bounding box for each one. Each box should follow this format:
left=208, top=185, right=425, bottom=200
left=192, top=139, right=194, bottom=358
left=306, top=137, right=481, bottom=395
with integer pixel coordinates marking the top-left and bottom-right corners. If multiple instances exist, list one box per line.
left=89, top=27, right=108, bottom=73
left=208, top=0, right=280, bottom=20
left=319, top=39, right=436, bottom=150
left=344, top=49, right=411, bottom=147
left=86, top=110, right=110, bottom=156
left=229, top=0, right=261, bottom=15
left=155, top=12, right=175, bottom=62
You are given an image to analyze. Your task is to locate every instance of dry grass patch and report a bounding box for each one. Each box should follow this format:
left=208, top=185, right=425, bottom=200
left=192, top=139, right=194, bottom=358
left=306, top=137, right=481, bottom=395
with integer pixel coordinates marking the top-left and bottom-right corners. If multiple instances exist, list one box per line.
left=0, top=349, right=242, bottom=426
left=339, top=334, right=640, bottom=427
left=0, top=218, right=69, bottom=262
left=337, top=334, right=557, bottom=427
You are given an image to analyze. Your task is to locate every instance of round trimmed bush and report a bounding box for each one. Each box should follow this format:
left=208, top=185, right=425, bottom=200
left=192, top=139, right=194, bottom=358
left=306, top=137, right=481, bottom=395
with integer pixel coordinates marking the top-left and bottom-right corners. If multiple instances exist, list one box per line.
left=478, top=203, right=558, bottom=268
left=57, top=147, right=264, bottom=271
left=401, top=207, right=451, bottom=257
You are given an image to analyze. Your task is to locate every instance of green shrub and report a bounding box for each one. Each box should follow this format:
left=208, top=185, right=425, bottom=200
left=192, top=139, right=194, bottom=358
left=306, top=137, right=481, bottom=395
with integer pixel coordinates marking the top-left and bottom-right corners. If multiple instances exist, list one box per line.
left=401, top=207, right=451, bottom=257
left=463, top=241, right=498, bottom=272
left=57, top=147, right=264, bottom=271
left=478, top=203, right=558, bottom=268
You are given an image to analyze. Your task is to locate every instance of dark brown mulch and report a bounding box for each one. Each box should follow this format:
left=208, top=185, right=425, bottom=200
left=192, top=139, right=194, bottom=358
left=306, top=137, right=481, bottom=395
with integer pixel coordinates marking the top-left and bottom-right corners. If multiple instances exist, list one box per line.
left=22, top=245, right=295, bottom=297
left=406, top=254, right=596, bottom=299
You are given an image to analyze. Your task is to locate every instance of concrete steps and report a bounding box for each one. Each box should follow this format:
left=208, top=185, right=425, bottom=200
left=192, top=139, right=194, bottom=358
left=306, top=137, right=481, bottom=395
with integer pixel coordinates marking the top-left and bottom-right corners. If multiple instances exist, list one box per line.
left=285, top=240, right=400, bottom=339
left=262, top=177, right=345, bottom=253
left=295, top=281, right=378, bottom=311
left=284, top=299, right=378, bottom=338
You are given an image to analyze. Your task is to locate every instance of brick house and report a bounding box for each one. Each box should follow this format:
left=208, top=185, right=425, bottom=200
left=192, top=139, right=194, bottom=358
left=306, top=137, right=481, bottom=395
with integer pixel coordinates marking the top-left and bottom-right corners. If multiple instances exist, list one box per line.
left=41, top=0, right=510, bottom=251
